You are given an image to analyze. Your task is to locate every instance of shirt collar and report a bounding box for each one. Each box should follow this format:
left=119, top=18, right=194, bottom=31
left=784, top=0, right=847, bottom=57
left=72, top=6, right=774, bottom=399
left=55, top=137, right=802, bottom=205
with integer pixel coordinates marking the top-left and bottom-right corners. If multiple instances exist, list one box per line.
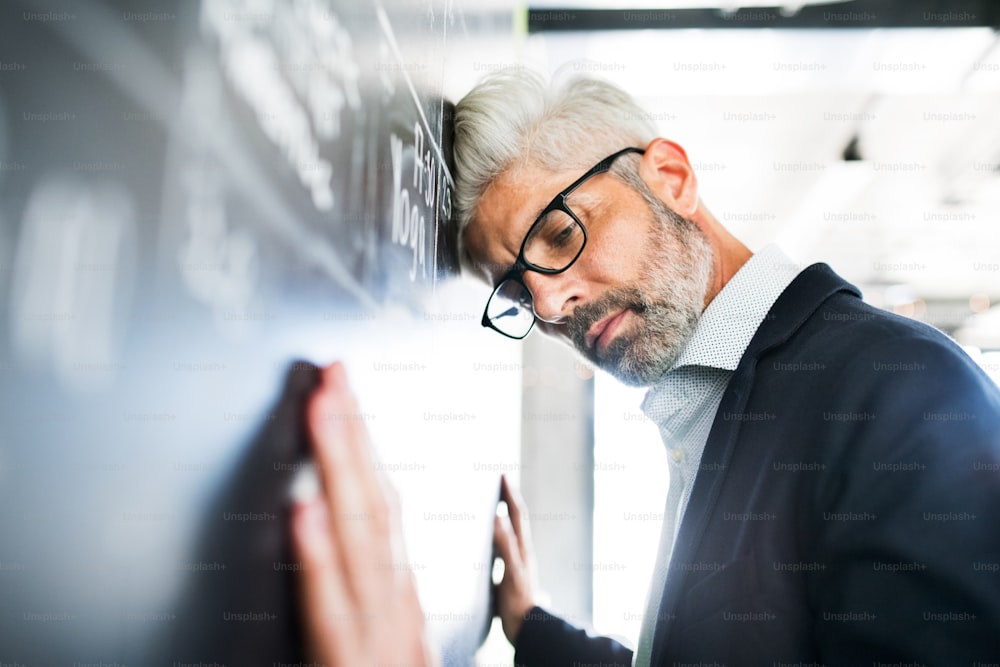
left=668, top=244, right=802, bottom=373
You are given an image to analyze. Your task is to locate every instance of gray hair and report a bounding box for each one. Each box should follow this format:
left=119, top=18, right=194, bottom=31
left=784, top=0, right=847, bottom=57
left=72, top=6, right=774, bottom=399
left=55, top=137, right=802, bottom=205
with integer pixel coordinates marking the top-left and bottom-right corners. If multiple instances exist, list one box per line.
left=452, top=69, right=659, bottom=279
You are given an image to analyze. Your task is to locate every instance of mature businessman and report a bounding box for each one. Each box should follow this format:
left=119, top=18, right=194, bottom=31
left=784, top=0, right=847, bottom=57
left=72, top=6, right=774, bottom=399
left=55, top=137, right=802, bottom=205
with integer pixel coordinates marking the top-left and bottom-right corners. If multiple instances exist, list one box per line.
left=290, top=71, right=1000, bottom=666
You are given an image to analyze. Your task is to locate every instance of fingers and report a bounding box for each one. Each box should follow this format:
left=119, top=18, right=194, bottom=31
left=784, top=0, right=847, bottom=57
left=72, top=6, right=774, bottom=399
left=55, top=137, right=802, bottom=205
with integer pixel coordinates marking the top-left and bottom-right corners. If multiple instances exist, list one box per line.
left=493, top=512, right=524, bottom=574
left=493, top=512, right=525, bottom=644
left=306, top=363, right=392, bottom=597
left=500, top=474, right=531, bottom=564
left=291, top=496, right=348, bottom=663
left=292, top=361, right=435, bottom=667
left=494, top=481, right=539, bottom=646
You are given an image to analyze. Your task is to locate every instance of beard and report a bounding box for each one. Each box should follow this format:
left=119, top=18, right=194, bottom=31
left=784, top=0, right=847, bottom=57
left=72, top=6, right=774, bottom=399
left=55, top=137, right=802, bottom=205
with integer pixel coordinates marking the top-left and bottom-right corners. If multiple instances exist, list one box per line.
left=566, top=193, right=713, bottom=387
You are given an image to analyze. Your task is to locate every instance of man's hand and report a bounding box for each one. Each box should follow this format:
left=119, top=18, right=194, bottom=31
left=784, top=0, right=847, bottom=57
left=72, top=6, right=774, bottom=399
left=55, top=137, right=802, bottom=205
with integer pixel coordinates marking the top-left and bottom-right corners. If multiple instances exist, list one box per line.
left=290, top=362, right=436, bottom=667
left=493, top=474, right=539, bottom=646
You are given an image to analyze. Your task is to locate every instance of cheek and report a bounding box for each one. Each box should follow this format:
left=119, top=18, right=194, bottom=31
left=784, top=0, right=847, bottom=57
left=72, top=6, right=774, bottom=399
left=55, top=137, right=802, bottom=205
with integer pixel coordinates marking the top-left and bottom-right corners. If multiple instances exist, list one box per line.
left=534, top=321, right=573, bottom=345
left=583, top=214, right=651, bottom=280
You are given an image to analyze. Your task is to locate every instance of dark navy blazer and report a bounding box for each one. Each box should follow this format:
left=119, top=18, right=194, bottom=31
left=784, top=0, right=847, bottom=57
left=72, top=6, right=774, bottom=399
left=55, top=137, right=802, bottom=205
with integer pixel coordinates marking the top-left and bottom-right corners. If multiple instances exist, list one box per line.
left=515, top=263, right=1000, bottom=667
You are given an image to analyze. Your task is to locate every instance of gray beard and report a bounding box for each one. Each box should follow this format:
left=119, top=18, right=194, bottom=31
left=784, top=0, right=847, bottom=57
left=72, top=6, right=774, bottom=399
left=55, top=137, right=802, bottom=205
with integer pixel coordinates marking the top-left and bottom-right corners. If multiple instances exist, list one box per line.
left=567, top=196, right=714, bottom=387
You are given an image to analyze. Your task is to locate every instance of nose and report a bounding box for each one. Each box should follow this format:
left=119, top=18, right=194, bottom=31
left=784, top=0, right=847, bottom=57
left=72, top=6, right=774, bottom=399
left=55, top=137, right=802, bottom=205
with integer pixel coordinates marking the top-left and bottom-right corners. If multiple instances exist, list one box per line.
left=521, top=270, right=581, bottom=325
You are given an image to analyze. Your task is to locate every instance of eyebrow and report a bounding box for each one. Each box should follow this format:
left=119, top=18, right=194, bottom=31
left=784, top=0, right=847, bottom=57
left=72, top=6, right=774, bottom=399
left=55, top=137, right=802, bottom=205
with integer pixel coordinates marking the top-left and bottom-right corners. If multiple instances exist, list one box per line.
left=527, top=188, right=563, bottom=225
left=567, top=189, right=600, bottom=207
left=513, top=165, right=596, bottom=249
left=527, top=203, right=548, bottom=223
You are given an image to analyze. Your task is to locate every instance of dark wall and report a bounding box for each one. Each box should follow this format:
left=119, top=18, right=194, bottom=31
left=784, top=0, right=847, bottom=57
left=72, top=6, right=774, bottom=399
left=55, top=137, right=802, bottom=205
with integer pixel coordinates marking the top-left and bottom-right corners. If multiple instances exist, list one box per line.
left=0, top=0, right=516, bottom=664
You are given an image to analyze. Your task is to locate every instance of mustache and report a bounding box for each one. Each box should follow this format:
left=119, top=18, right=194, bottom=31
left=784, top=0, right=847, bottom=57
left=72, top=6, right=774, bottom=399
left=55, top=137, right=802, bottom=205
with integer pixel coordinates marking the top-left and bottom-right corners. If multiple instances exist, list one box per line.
left=567, top=287, right=647, bottom=353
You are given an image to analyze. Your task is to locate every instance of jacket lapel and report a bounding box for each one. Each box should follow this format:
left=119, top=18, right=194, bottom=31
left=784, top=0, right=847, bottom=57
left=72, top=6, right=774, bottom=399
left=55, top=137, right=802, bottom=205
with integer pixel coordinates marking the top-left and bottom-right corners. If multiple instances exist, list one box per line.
left=648, top=263, right=860, bottom=665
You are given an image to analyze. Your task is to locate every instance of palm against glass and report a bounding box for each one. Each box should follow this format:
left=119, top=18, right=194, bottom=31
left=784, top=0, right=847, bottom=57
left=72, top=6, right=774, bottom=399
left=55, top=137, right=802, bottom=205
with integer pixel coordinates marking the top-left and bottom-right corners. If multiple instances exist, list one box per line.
left=481, top=147, right=646, bottom=339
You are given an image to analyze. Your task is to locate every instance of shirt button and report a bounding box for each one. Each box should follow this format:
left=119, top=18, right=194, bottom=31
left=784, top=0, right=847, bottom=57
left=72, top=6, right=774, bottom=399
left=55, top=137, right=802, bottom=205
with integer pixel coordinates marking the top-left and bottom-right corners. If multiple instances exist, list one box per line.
left=671, top=449, right=685, bottom=463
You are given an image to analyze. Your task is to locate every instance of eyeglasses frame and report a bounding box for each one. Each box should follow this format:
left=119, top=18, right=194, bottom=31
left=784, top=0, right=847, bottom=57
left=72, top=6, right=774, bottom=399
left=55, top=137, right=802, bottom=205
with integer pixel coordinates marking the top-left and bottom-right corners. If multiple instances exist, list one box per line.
left=480, top=146, right=647, bottom=339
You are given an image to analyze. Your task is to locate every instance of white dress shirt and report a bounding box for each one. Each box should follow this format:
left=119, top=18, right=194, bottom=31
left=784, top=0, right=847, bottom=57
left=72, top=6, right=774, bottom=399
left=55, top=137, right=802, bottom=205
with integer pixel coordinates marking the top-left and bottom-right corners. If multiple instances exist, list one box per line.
left=633, top=244, right=802, bottom=667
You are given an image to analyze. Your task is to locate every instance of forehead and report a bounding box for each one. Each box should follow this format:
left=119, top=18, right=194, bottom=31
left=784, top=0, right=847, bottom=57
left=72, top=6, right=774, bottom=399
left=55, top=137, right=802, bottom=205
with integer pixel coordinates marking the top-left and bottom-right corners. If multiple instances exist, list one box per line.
left=465, top=163, right=577, bottom=280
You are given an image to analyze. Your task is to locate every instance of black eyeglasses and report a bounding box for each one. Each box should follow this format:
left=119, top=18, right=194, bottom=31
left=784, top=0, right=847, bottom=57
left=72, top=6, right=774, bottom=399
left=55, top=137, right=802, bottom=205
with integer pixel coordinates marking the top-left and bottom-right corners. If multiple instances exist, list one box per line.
left=481, top=147, right=645, bottom=339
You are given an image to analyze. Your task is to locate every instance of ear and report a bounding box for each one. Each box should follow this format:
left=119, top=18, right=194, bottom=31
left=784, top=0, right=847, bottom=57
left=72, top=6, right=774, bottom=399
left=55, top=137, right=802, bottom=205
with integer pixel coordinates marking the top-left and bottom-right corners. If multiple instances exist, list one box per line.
left=638, top=138, right=699, bottom=217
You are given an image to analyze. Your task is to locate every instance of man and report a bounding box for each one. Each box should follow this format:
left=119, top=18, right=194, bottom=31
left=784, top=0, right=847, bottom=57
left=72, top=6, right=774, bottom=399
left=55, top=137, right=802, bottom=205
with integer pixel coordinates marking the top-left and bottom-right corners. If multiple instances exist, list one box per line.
left=291, top=72, right=1000, bottom=666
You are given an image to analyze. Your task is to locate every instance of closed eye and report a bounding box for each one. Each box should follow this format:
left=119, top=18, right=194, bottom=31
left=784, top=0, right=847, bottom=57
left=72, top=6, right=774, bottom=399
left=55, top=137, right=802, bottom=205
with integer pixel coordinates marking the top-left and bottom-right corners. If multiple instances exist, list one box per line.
left=551, top=222, right=578, bottom=248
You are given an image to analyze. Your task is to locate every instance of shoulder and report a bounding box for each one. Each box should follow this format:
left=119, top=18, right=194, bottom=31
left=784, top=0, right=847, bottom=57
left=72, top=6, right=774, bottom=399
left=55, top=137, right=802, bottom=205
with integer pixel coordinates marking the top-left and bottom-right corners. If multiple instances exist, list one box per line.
left=755, top=283, right=1000, bottom=469
left=769, top=276, right=990, bottom=392
left=813, top=296, right=990, bottom=395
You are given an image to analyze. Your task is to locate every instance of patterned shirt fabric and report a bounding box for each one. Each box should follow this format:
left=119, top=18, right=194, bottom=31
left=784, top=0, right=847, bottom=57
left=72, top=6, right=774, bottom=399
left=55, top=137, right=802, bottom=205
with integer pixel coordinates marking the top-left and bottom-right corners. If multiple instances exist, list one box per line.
left=633, top=244, right=802, bottom=667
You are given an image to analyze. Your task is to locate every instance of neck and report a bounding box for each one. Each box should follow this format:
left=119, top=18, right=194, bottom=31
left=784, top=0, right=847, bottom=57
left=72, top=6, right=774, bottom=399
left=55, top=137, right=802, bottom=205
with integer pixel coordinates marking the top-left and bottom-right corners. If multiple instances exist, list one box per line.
left=696, top=208, right=753, bottom=310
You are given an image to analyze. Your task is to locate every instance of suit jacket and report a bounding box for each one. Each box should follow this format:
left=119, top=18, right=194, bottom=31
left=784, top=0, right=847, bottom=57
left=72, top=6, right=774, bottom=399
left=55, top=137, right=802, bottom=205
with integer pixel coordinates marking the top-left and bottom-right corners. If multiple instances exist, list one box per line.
left=515, top=263, right=1000, bottom=667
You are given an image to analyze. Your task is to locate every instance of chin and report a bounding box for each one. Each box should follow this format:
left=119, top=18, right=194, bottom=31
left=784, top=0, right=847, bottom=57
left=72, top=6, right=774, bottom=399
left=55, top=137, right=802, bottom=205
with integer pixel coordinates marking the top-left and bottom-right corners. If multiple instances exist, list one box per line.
left=607, top=360, right=671, bottom=388
left=601, top=321, right=694, bottom=387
